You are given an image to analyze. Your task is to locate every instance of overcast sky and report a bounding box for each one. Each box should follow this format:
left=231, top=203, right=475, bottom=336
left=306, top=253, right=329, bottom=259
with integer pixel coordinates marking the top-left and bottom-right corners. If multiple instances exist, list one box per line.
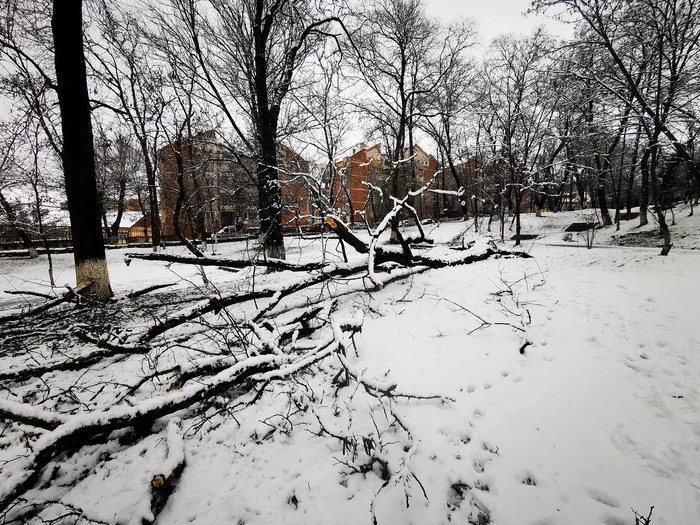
left=426, top=0, right=572, bottom=49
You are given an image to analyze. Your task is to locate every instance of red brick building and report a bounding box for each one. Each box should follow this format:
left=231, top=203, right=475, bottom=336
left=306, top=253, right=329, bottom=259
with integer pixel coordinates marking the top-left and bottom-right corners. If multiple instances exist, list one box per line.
left=279, top=145, right=313, bottom=230
left=329, top=144, right=440, bottom=225
left=158, top=131, right=312, bottom=239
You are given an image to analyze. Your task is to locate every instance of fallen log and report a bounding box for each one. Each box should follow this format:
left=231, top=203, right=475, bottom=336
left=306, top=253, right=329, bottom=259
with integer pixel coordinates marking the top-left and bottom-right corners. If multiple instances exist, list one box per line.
left=0, top=281, right=92, bottom=325
left=324, top=216, right=368, bottom=254
left=143, top=265, right=357, bottom=342
left=129, top=418, right=186, bottom=525
left=125, top=252, right=325, bottom=272
left=127, top=282, right=178, bottom=299
left=0, top=332, right=152, bottom=383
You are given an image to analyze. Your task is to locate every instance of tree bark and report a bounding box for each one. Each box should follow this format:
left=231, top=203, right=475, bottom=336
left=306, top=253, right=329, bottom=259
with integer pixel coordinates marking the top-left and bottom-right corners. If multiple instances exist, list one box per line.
left=253, top=7, right=285, bottom=261
left=647, top=145, right=671, bottom=255
left=52, top=0, right=112, bottom=300
left=143, top=149, right=162, bottom=249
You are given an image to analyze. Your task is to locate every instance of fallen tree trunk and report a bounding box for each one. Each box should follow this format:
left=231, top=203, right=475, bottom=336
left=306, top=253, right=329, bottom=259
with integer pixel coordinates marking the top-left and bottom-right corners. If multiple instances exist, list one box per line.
left=125, top=252, right=325, bottom=272
left=0, top=332, right=152, bottom=383
left=129, top=418, right=186, bottom=525
left=0, top=281, right=92, bottom=325
left=142, top=265, right=358, bottom=342
left=141, top=242, right=527, bottom=342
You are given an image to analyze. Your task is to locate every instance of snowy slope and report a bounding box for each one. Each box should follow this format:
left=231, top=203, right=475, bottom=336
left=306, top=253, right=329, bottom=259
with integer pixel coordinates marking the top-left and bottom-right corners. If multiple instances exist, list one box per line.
left=152, top=245, right=700, bottom=524
left=1, top=222, right=699, bottom=525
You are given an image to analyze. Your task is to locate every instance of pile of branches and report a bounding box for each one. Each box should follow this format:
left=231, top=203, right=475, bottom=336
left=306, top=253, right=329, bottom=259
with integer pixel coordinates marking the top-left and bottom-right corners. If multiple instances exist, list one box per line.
left=0, top=188, right=530, bottom=523
left=0, top=278, right=373, bottom=522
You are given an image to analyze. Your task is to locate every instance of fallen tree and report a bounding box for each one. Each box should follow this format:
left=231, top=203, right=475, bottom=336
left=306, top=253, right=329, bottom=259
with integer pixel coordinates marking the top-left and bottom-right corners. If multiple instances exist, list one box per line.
left=0, top=179, right=533, bottom=523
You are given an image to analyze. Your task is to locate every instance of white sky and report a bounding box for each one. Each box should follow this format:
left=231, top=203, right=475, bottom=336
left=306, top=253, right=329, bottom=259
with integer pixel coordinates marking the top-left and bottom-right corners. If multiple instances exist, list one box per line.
left=325, top=0, right=575, bottom=160
left=426, top=0, right=572, bottom=48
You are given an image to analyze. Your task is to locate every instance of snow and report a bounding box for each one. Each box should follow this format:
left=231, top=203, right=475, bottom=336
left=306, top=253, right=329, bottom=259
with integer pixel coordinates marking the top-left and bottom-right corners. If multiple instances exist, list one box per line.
left=1, top=208, right=699, bottom=524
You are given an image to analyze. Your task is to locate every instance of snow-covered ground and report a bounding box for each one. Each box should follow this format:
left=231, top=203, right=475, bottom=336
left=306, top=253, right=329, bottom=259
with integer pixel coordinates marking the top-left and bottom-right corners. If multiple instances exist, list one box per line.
left=1, top=210, right=699, bottom=525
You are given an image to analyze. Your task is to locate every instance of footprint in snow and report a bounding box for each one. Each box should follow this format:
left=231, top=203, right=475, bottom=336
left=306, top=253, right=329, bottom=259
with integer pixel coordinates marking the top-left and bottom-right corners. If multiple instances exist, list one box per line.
left=587, top=487, right=619, bottom=508
left=521, top=473, right=537, bottom=486
left=599, top=512, right=628, bottom=525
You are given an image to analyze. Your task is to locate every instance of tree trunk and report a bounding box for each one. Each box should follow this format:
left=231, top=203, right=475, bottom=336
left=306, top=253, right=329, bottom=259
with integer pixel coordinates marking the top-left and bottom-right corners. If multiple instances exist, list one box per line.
left=257, top=142, right=285, bottom=260
left=142, top=143, right=161, bottom=250
left=595, top=157, right=613, bottom=226
left=173, top=144, right=204, bottom=258
left=109, top=177, right=127, bottom=243
left=32, top=181, right=56, bottom=287
left=52, top=0, right=112, bottom=300
left=253, top=9, right=285, bottom=262
left=647, top=147, right=671, bottom=255
left=639, top=147, right=651, bottom=227
left=626, top=122, right=642, bottom=218
left=514, top=185, right=522, bottom=246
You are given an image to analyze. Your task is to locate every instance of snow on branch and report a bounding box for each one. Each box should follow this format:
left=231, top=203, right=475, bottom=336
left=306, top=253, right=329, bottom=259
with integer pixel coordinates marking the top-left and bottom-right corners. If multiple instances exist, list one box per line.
left=0, top=311, right=366, bottom=515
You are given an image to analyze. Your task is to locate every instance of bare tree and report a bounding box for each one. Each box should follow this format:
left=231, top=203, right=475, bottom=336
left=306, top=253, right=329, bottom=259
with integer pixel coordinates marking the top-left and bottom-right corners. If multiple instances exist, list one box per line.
left=482, top=29, right=558, bottom=245
left=154, top=0, right=343, bottom=260
left=94, top=124, right=144, bottom=243
left=52, top=0, right=112, bottom=299
left=87, top=0, right=165, bottom=249
left=0, top=118, right=39, bottom=258
left=418, top=23, right=476, bottom=221
left=292, top=45, right=353, bottom=217
left=348, top=0, right=434, bottom=207
left=535, top=0, right=700, bottom=254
